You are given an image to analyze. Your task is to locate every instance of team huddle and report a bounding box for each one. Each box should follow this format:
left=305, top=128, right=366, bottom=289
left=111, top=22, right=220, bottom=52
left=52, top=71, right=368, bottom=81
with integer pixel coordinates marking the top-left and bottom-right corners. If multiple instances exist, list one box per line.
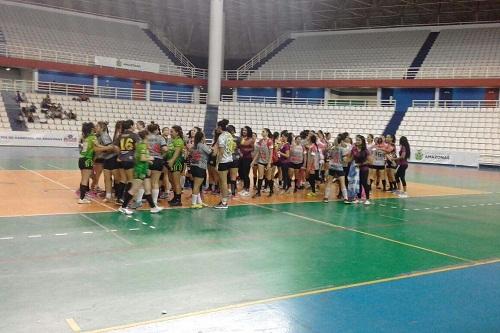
left=77, top=118, right=411, bottom=214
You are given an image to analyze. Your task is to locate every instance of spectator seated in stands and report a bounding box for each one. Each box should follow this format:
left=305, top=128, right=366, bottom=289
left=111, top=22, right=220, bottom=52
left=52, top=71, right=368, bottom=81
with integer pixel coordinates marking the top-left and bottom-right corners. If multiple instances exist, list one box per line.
left=65, top=109, right=77, bottom=120
left=29, top=103, right=37, bottom=113
left=48, top=104, right=63, bottom=119
left=15, top=91, right=25, bottom=103
left=41, top=94, right=52, bottom=109
left=73, top=93, right=90, bottom=102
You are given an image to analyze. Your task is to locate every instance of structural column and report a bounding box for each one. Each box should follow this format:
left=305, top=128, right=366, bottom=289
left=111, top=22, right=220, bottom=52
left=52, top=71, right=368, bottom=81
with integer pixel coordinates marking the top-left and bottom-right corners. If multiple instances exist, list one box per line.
left=324, top=88, right=331, bottom=105
left=277, top=88, right=282, bottom=105
left=93, top=75, right=98, bottom=95
left=377, top=88, right=382, bottom=106
left=146, top=81, right=151, bottom=101
left=32, top=69, right=38, bottom=91
left=194, top=86, right=201, bottom=104
left=434, top=87, right=440, bottom=106
left=232, top=88, right=237, bottom=102
left=207, top=0, right=224, bottom=107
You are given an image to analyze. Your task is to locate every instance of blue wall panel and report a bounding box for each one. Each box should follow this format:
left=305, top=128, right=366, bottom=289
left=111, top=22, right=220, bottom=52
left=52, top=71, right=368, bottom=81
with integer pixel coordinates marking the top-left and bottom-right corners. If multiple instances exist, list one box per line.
left=38, top=70, right=93, bottom=85
left=97, top=76, right=133, bottom=89
left=451, top=88, right=486, bottom=100
left=384, top=88, right=435, bottom=112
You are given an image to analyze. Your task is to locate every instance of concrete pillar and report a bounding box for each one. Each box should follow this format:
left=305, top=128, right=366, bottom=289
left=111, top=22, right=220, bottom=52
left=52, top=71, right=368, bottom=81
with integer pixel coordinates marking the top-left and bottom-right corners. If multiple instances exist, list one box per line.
left=32, top=69, right=38, bottom=91
left=277, top=88, right=282, bottom=105
left=434, top=88, right=440, bottom=106
left=207, top=0, right=224, bottom=106
left=232, top=88, right=237, bottom=102
left=93, top=75, right=98, bottom=95
left=377, top=88, right=382, bottom=106
left=324, top=88, right=331, bottom=106
left=194, top=86, right=201, bottom=104
left=146, top=81, right=151, bottom=101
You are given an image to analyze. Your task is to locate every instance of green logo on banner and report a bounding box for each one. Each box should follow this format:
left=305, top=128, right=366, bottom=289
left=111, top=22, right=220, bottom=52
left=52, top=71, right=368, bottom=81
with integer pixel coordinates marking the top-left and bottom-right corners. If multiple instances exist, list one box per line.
left=415, top=149, right=424, bottom=161
left=116, top=59, right=122, bottom=67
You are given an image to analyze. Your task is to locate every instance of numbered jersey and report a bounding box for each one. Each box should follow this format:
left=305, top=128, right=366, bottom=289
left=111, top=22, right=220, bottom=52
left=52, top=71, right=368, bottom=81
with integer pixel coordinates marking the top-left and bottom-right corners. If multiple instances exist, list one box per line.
left=217, top=131, right=235, bottom=164
left=372, top=147, right=386, bottom=167
left=117, top=131, right=140, bottom=162
left=327, top=147, right=344, bottom=171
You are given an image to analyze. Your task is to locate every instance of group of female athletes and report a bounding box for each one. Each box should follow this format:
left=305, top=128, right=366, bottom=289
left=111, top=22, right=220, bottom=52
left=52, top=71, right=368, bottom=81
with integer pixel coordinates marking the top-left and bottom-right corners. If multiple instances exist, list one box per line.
left=77, top=118, right=410, bottom=214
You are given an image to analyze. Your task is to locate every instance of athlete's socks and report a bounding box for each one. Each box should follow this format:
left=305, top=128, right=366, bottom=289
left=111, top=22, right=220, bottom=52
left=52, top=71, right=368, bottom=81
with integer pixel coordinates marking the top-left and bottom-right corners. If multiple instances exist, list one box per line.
left=257, top=178, right=263, bottom=193
left=382, top=180, right=387, bottom=191
left=152, top=188, right=160, bottom=205
left=230, top=180, right=236, bottom=196
left=269, top=179, right=274, bottom=193
left=135, top=188, right=145, bottom=203
left=144, top=194, right=155, bottom=208
left=122, top=191, right=133, bottom=208
left=79, top=184, right=88, bottom=200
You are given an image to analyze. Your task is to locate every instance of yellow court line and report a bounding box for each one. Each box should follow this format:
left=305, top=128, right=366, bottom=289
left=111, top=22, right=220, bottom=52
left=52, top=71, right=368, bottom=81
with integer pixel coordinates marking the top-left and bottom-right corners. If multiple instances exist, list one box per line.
left=85, top=257, right=500, bottom=333
left=66, top=318, right=81, bottom=332
left=237, top=199, right=473, bottom=263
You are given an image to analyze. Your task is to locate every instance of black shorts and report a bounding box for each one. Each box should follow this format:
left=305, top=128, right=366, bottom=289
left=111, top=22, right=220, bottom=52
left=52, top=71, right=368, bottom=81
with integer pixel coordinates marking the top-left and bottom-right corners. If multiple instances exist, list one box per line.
left=230, top=159, right=240, bottom=169
left=94, top=158, right=105, bottom=164
left=103, top=157, right=118, bottom=170
left=370, top=165, right=385, bottom=170
left=191, top=165, right=206, bottom=178
left=328, top=169, right=345, bottom=178
left=78, top=157, right=93, bottom=170
left=386, top=162, right=397, bottom=170
left=218, top=162, right=232, bottom=172
left=121, top=161, right=134, bottom=170
left=290, top=163, right=303, bottom=170
left=149, top=158, right=164, bottom=172
left=208, top=156, right=217, bottom=167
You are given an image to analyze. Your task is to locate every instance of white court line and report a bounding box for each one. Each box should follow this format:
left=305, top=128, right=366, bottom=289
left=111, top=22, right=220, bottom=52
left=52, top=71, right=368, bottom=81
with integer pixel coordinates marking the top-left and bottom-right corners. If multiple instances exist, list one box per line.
left=234, top=198, right=472, bottom=263
left=129, top=228, right=140, bottom=231
left=19, top=165, right=117, bottom=212
left=46, top=163, right=63, bottom=170
left=28, top=235, right=42, bottom=238
left=0, top=237, right=14, bottom=240
left=149, top=226, right=156, bottom=229
left=55, top=233, right=68, bottom=236
left=82, top=231, right=93, bottom=234
left=79, top=214, right=133, bottom=246
left=0, top=209, right=112, bottom=219
left=379, top=214, right=407, bottom=222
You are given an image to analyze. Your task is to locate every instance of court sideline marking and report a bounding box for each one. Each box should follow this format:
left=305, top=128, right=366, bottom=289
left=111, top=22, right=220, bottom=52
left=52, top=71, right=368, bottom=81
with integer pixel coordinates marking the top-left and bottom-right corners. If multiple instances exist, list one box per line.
left=83, top=258, right=500, bottom=333
left=19, top=165, right=135, bottom=245
left=234, top=199, right=473, bottom=263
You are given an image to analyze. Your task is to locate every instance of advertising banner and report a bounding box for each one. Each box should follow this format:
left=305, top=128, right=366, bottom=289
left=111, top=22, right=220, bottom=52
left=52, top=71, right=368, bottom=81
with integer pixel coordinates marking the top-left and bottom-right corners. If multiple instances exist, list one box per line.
left=94, top=56, right=160, bottom=73
left=410, top=148, right=479, bottom=167
left=0, top=131, right=79, bottom=148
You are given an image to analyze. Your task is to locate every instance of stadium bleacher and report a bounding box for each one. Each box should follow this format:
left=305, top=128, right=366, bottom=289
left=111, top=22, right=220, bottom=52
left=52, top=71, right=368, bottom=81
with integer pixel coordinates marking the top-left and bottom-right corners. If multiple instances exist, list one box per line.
left=22, top=93, right=206, bottom=134
left=0, top=2, right=177, bottom=69
left=247, top=30, right=430, bottom=79
left=0, top=95, right=11, bottom=130
left=397, top=106, right=500, bottom=165
left=218, top=101, right=394, bottom=136
left=420, top=27, right=500, bottom=69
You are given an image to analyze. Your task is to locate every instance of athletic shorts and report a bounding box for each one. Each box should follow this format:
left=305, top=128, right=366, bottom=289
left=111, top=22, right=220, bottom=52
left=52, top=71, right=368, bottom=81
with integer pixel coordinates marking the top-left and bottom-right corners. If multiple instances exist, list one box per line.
left=370, top=165, right=385, bottom=170
left=134, top=169, right=150, bottom=180
left=168, top=159, right=184, bottom=173
left=121, top=161, right=134, bottom=170
left=290, top=163, right=303, bottom=170
left=78, top=157, right=93, bottom=170
left=208, top=156, right=217, bottom=167
left=149, top=158, right=164, bottom=172
left=103, top=157, right=118, bottom=170
left=94, top=158, right=105, bottom=164
left=191, top=165, right=206, bottom=178
left=230, top=159, right=240, bottom=169
left=328, top=169, right=345, bottom=178
left=218, top=162, right=232, bottom=172
left=386, top=162, right=397, bottom=169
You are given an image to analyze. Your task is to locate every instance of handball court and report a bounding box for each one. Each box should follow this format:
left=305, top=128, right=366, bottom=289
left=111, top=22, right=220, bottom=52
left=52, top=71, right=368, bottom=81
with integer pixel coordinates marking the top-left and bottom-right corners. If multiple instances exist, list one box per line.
left=1, top=147, right=499, bottom=332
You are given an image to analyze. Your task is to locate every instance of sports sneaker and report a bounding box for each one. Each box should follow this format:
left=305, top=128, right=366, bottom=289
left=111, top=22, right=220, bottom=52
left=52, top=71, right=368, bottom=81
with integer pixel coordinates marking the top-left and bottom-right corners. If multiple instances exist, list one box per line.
left=239, top=190, right=250, bottom=197
left=150, top=206, right=163, bottom=213
left=169, top=200, right=182, bottom=207
left=78, top=198, right=91, bottom=204
left=200, top=202, right=209, bottom=208
left=323, top=198, right=329, bottom=203
left=190, top=204, right=202, bottom=209
left=398, top=192, right=408, bottom=198
left=306, top=192, right=317, bottom=197
left=214, top=202, right=228, bottom=209
left=252, top=192, right=261, bottom=198
left=130, top=201, right=143, bottom=209
left=262, top=188, right=270, bottom=193
left=344, top=199, right=353, bottom=204
left=353, top=199, right=360, bottom=204
left=86, top=191, right=98, bottom=198
left=364, top=200, right=372, bottom=205
left=118, top=207, right=133, bottom=215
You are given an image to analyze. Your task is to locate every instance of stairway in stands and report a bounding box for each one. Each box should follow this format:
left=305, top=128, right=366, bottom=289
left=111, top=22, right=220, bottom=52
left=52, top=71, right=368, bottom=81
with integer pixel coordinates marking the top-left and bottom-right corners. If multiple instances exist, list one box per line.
left=1, top=91, right=27, bottom=131
left=405, top=31, right=440, bottom=79
left=0, top=28, right=6, bottom=56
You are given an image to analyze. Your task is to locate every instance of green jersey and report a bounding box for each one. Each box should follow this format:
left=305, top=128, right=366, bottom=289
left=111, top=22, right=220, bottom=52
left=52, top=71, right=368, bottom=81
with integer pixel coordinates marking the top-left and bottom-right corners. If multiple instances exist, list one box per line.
left=80, top=134, right=97, bottom=167
left=165, top=137, right=185, bottom=172
left=134, top=142, right=150, bottom=180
